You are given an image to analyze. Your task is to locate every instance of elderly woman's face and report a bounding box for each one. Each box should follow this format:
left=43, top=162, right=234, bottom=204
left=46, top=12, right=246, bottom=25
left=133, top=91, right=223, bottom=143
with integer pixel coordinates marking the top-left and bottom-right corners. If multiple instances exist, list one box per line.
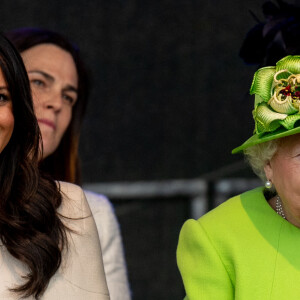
left=21, top=44, right=78, bottom=159
left=265, top=133, right=300, bottom=215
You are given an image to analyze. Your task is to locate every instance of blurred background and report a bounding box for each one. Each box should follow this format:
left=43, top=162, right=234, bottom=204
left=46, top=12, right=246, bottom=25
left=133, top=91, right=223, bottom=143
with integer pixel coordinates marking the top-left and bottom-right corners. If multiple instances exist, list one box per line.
left=1, top=0, right=286, bottom=298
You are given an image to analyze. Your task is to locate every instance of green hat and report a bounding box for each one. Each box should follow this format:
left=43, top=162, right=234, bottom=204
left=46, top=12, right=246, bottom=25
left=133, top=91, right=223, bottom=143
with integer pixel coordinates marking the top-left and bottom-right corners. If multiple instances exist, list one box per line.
left=232, top=55, right=300, bottom=154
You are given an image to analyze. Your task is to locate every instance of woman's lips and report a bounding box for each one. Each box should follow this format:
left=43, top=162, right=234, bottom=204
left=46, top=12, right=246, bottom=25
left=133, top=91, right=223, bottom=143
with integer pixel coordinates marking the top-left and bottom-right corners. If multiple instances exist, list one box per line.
left=38, top=119, right=56, bottom=130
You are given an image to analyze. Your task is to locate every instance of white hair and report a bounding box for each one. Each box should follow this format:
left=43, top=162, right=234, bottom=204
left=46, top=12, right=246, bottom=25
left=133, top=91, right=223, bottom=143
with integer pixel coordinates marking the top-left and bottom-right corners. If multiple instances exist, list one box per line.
left=244, top=139, right=279, bottom=182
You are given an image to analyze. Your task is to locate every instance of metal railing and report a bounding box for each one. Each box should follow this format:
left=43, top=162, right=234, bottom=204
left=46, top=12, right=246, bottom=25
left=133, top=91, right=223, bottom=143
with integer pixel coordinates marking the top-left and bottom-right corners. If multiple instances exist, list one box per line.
left=84, top=177, right=261, bottom=219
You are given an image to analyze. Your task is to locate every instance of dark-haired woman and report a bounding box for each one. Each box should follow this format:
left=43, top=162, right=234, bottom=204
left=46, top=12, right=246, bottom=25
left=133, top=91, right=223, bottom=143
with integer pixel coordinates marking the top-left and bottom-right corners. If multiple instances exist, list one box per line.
left=0, top=33, right=109, bottom=299
left=6, top=28, right=130, bottom=300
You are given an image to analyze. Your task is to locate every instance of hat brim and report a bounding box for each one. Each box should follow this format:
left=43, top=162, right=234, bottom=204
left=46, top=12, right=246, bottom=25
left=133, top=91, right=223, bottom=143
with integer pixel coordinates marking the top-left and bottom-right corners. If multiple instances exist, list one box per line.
left=232, top=126, right=300, bottom=154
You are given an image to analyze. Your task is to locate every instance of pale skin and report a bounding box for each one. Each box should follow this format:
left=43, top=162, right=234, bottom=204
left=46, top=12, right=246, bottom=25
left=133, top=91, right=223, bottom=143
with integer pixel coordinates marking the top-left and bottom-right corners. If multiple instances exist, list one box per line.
left=264, top=133, right=300, bottom=228
left=21, top=44, right=78, bottom=159
left=0, top=68, right=14, bottom=154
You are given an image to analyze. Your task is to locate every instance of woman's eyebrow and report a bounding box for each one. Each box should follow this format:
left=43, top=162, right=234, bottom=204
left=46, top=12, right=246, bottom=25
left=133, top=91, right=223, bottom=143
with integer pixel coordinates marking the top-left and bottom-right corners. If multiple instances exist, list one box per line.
left=28, top=70, right=77, bottom=93
left=28, top=70, right=54, bottom=82
left=0, top=86, right=9, bottom=91
left=63, top=85, right=78, bottom=94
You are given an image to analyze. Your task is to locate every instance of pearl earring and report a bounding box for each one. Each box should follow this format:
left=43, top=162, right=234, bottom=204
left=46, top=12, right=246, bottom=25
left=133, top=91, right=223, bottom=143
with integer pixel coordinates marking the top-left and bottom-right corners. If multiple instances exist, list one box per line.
left=265, top=180, right=272, bottom=189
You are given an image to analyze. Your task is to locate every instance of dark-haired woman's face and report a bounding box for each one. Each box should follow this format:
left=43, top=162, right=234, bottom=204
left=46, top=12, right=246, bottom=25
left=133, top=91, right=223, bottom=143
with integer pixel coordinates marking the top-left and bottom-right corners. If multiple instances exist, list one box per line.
left=21, top=44, right=78, bottom=159
left=0, top=68, right=14, bottom=153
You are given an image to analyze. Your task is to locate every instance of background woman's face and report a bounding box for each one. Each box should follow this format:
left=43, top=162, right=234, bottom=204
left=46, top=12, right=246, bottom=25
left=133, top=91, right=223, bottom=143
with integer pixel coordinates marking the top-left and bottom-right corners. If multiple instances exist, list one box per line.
left=21, top=44, right=78, bottom=159
left=0, top=68, right=14, bottom=153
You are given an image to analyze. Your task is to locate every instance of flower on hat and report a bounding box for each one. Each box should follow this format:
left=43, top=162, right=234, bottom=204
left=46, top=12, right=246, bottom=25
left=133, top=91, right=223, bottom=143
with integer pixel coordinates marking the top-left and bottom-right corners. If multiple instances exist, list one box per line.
left=251, top=55, right=300, bottom=136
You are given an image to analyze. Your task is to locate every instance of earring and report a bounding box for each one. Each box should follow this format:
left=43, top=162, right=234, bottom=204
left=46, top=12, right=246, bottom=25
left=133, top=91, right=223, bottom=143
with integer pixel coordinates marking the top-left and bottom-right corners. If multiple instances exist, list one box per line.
left=265, top=180, right=272, bottom=189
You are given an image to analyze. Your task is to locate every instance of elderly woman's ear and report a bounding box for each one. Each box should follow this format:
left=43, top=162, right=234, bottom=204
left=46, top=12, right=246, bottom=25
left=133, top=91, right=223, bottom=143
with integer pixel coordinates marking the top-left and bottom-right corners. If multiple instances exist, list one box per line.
left=264, top=161, right=273, bottom=183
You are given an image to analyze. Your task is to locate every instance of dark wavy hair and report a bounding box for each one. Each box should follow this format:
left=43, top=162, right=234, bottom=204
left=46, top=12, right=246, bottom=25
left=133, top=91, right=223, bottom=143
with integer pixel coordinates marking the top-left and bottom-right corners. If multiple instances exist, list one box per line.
left=6, top=28, right=89, bottom=184
left=0, top=32, right=67, bottom=298
left=240, top=0, right=300, bottom=67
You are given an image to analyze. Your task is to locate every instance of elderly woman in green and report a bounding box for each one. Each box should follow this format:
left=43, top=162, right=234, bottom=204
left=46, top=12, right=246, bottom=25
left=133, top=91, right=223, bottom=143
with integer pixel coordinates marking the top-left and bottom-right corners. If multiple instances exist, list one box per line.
left=177, top=55, right=300, bottom=299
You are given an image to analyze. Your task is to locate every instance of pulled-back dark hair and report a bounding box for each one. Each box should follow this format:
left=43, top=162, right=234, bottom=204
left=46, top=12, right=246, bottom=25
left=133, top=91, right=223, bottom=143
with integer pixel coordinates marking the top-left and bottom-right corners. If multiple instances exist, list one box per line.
left=240, top=0, right=300, bottom=67
left=6, top=27, right=89, bottom=184
left=0, top=32, right=67, bottom=298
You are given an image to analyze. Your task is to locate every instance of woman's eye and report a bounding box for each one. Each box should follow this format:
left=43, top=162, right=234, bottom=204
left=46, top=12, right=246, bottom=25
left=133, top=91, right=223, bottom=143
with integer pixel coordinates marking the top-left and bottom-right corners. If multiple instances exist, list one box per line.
left=0, top=93, right=9, bottom=102
left=31, top=79, right=45, bottom=87
left=63, top=94, right=76, bottom=105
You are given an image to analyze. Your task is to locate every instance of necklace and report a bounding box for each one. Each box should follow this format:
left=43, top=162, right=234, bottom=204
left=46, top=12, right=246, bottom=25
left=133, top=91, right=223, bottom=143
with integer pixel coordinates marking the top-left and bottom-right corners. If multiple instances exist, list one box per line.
left=276, top=195, right=286, bottom=219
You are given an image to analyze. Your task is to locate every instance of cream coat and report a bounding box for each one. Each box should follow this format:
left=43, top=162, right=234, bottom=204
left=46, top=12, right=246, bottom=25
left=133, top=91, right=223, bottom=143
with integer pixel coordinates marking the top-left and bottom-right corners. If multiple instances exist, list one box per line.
left=84, top=191, right=131, bottom=300
left=0, top=181, right=110, bottom=299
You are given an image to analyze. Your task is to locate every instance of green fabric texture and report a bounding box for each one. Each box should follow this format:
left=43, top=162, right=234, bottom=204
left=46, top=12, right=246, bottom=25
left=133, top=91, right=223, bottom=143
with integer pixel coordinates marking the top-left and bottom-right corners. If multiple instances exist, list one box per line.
left=177, top=187, right=300, bottom=299
left=232, top=55, right=300, bottom=153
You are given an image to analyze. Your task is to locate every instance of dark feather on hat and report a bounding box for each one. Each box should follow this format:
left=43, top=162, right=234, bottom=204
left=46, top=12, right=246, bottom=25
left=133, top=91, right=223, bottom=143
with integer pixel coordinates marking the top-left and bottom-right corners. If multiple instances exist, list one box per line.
left=240, top=0, right=300, bottom=67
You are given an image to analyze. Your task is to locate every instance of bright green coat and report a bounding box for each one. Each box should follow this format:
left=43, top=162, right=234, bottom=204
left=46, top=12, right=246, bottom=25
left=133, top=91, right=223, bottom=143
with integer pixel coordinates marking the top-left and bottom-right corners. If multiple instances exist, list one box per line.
left=177, top=187, right=300, bottom=299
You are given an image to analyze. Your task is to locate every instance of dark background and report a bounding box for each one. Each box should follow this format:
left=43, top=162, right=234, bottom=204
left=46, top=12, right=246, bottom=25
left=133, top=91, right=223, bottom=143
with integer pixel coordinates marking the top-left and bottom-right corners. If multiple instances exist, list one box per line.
left=0, top=0, right=264, bottom=182
left=79, top=0, right=260, bottom=182
left=0, top=0, right=281, bottom=299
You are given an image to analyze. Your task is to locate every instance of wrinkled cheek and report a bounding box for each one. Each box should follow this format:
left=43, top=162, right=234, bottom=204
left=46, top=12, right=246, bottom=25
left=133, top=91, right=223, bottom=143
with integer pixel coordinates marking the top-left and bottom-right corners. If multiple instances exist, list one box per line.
left=276, top=167, right=300, bottom=206
left=288, top=168, right=300, bottom=198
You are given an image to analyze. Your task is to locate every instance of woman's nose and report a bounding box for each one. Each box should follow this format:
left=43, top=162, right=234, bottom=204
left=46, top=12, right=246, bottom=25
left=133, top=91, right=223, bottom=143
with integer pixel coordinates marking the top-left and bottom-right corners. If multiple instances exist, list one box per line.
left=43, top=91, right=63, bottom=112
